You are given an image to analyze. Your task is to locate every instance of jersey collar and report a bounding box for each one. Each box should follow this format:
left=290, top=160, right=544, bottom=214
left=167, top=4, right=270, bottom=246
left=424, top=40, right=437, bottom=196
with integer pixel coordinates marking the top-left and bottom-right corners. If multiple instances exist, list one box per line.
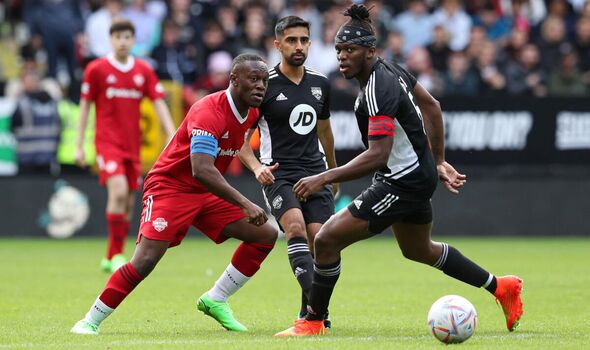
left=274, top=64, right=306, bottom=86
left=225, top=89, right=248, bottom=124
left=107, top=53, right=135, bottom=73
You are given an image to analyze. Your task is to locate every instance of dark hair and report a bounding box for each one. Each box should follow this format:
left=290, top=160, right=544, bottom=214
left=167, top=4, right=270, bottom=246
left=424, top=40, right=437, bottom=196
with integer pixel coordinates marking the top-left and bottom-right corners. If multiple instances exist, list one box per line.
left=231, top=53, right=266, bottom=72
left=110, top=19, right=135, bottom=36
left=342, top=4, right=375, bottom=35
left=274, top=16, right=310, bottom=38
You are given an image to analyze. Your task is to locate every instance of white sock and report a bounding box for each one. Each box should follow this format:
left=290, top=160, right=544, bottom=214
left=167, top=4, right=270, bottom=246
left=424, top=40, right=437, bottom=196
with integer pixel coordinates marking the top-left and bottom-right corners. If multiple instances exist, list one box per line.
left=83, top=297, right=114, bottom=326
left=207, top=263, right=250, bottom=302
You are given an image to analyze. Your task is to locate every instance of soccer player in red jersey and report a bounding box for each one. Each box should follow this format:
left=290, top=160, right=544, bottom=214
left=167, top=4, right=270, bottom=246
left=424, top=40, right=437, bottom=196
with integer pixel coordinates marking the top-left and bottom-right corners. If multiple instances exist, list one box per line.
left=71, top=53, right=276, bottom=335
left=76, top=20, right=176, bottom=273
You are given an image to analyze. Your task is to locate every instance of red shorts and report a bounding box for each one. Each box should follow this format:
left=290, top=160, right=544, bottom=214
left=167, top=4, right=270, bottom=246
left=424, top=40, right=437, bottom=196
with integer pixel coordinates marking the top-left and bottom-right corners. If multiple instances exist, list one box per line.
left=96, top=153, right=142, bottom=191
left=137, top=191, right=246, bottom=247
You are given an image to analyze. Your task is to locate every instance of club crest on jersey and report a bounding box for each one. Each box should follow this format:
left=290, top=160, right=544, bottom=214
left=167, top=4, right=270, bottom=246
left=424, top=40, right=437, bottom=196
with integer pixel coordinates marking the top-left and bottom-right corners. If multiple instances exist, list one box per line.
left=133, top=74, right=145, bottom=87
left=106, top=74, right=117, bottom=84
left=152, top=217, right=168, bottom=232
left=311, top=87, right=322, bottom=100
left=272, top=195, right=283, bottom=210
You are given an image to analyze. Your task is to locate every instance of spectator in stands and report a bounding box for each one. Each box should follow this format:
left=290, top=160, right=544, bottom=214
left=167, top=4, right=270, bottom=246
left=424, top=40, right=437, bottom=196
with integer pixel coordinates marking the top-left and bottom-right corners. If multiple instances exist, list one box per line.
left=305, top=15, right=341, bottom=75
left=548, top=43, right=589, bottom=96
left=237, top=6, right=268, bottom=57
left=169, top=0, right=203, bottom=50
left=21, top=0, right=84, bottom=88
left=150, top=18, right=198, bottom=85
left=366, top=0, right=394, bottom=49
left=498, top=0, right=547, bottom=28
left=442, top=51, right=480, bottom=96
left=504, top=43, right=548, bottom=96
left=466, top=26, right=489, bottom=61
left=431, top=0, right=472, bottom=51
left=122, top=0, right=162, bottom=57
left=537, top=16, right=569, bottom=72
left=281, top=0, right=323, bottom=40
left=545, top=0, right=577, bottom=40
left=188, top=50, right=232, bottom=104
left=472, top=3, right=512, bottom=43
left=86, top=0, right=124, bottom=59
left=11, top=69, right=61, bottom=174
left=573, top=16, right=590, bottom=81
left=198, top=21, right=235, bottom=74
left=474, top=41, right=507, bottom=96
left=217, top=3, right=241, bottom=44
left=393, top=0, right=434, bottom=55
left=501, top=27, right=530, bottom=65
left=382, top=31, right=406, bottom=66
left=406, top=47, right=444, bottom=97
left=427, top=25, right=452, bottom=73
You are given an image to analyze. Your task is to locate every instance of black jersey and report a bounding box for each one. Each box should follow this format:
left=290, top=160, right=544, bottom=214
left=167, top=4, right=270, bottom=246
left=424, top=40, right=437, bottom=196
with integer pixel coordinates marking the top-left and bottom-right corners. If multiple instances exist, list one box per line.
left=354, top=58, right=437, bottom=200
left=256, top=65, right=331, bottom=170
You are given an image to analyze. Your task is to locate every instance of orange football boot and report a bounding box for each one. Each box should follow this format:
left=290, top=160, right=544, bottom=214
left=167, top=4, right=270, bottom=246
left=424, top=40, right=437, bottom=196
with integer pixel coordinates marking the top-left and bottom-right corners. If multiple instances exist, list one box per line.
left=494, top=275, right=524, bottom=331
left=274, top=319, right=327, bottom=337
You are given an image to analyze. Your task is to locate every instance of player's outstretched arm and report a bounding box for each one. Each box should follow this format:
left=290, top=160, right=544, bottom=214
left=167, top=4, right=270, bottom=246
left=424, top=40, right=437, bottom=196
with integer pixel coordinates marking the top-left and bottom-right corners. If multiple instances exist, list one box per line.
left=238, top=128, right=278, bottom=186
left=191, top=153, right=268, bottom=226
left=153, top=99, right=176, bottom=139
left=293, top=136, right=392, bottom=201
left=75, top=98, right=91, bottom=168
left=317, top=119, right=339, bottom=197
left=413, top=82, right=466, bottom=194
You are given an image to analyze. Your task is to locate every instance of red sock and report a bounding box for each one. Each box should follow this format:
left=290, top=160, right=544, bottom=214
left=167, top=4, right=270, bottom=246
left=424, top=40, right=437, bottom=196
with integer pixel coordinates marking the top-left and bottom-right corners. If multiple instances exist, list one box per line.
left=106, top=213, right=127, bottom=259
left=99, top=263, right=143, bottom=309
left=230, top=242, right=274, bottom=277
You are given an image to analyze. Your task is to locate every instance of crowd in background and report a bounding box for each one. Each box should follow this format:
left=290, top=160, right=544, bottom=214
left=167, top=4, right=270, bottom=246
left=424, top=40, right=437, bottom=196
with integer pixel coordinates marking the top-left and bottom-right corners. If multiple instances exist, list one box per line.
left=1, top=0, right=590, bottom=174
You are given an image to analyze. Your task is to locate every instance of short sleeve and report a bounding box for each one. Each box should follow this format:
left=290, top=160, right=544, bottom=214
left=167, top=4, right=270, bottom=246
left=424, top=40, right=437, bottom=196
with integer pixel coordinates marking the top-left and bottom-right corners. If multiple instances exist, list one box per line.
left=80, top=63, right=98, bottom=102
left=185, top=99, right=226, bottom=140
left=144, top=64, right=166, bottom=100
left=365, top=69, right=399, bottom=120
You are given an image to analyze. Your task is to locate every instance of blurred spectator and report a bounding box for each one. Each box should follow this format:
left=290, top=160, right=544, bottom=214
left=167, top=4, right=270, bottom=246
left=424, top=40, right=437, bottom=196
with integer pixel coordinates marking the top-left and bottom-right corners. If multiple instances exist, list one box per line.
left=465, top=26, right=489, bottom=61
left=382, top=31, right=406, bottom=65
left=472, top=3, right=512, bottom=43
left=366, top=0, right=395, bottom=49
left=22, top=0, right=84, bottom=87
left=504, top=43, right=548, bottom=96
left=217, top=3, right=241, bottom=44
left=237, top=6, right=268, bottom=56
left=188, top=51, right=232, bottom=104
left=122, top=0, right=163, bottom=57
left=536, top=16, right=569, bottom=72
left=19, top=34, right=47, bottom=72
left=431, top=0, right=472, bottom=51
left=501, top=27, right=530, bottom=64
left=393, top=0, right=434, bottom=55
left=85, top=0, right=124, bottom=59
left=548, top=43, right=589, bottom=96
left=406, top=47, right=444, bottom=96
left=474, top=41, right=507, bottom=95
left=442, top=51, right=480, bottom=96
left=198, top=21, right=235, bottom=74
left=11, top=69, right=60, bottom=174
left=545, top=0, right=577, bottom=40
left=498, top=0, right=547, bottom=28
left=573, top=16, right=590, bottom=74
left=305, top=16, right=340, bottom=75
left=281, top=0, right=323, bottom=40
left=150, top=18, right=197, bottom=85
left=427, top=25, right=452, bottom=72
left=168, top=0, right=203, bottom=49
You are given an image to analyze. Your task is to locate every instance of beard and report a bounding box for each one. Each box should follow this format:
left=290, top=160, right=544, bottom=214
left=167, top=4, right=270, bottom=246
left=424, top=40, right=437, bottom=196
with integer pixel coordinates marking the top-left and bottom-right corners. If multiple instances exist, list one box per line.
left=285, top=53, right=306, bottom=66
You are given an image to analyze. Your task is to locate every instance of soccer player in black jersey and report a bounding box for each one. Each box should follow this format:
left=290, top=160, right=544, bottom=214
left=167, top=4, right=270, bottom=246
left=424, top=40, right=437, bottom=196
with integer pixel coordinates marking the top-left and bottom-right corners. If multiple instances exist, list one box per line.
left=275, top=4, right=523, bottom=337
left=239, top=16, right=337, bottom=327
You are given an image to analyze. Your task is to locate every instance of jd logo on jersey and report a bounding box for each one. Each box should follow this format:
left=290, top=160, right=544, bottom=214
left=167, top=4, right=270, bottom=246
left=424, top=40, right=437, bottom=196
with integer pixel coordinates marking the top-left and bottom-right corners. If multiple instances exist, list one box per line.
left=289, top=104, right=317, bottom=135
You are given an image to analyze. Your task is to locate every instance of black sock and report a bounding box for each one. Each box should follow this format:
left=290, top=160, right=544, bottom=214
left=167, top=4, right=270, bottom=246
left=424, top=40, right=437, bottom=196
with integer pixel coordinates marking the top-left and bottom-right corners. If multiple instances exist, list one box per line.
left=306, top=259, right=341, bottom=321
left=434, top=243, right=497, bottom=294
left=287, top=237, right=314, bottom=315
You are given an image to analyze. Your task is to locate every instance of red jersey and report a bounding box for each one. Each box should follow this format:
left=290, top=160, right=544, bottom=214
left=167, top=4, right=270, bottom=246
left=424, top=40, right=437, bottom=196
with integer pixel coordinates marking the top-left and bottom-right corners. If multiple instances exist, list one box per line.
left=144, top=90, right=259, bottom=193
left=81, top=54, right=165, bottom=161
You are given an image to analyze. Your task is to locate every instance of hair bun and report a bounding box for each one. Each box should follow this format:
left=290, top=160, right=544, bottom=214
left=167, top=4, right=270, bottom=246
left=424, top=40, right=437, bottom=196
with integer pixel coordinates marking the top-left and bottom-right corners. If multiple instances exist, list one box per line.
left=344, top=4, right=372, bottom=22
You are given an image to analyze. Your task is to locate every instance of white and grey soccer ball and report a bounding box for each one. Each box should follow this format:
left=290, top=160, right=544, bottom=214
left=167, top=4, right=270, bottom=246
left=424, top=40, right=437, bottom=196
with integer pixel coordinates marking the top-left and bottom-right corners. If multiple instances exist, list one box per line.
left=427, top=295, right=477, bottom=344
left=47, top=185, right=90, bottom=239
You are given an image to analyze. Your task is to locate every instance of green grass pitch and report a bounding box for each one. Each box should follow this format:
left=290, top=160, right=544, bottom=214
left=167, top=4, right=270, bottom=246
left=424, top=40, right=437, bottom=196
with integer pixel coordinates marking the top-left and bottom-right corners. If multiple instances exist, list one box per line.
left=1, top=236, right=589, bottom=349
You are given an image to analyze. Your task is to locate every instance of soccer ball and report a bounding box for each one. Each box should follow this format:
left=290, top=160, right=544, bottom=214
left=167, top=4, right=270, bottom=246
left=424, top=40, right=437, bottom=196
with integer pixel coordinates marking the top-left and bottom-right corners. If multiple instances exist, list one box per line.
left=427, top=295, right=477, bottom=344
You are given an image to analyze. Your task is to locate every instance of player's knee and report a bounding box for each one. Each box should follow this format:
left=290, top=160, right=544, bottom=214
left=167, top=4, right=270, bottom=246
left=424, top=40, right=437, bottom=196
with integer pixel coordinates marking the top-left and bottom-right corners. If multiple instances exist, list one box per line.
left=131, top=254, right=159, bottom=277
left=313, top=230, right=338, bottom=254
left=283, top=221, right=306, bottom=241
left=400, top=245, right=432, bottom=264
left=257, top=223, right=278, bottom=245
left=108, top=188, right=128, bottom=208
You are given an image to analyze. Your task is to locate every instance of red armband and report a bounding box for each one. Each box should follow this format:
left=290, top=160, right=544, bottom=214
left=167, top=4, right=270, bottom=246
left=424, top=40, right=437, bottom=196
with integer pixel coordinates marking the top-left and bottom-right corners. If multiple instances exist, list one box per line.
left=368, top=115, right=395, bottom=137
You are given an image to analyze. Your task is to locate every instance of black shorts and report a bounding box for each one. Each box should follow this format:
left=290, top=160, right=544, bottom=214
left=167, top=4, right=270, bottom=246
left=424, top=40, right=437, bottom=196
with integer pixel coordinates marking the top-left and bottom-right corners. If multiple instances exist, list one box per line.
left=347, top=180, right=433, bottom=234
left=262, top=177, right=334, bottom=225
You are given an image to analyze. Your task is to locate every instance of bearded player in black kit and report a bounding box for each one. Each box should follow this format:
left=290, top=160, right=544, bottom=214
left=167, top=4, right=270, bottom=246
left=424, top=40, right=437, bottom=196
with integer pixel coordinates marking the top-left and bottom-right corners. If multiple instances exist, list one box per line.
left=275, top=4, right=523, bottom=337
left=239, top=16, right=337, bottom=328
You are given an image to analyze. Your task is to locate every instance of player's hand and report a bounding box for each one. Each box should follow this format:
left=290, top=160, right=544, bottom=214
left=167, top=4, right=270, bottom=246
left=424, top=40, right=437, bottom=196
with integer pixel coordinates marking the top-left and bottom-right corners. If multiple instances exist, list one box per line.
left=293, top=174, right=325, bottom=202
left=75, top=147, right=87, bottom=168
left=254, top=163, right=279, bottom=186
left=242, top=202, right=268, bottom=226
left=436, top=161, right=467, bottom=194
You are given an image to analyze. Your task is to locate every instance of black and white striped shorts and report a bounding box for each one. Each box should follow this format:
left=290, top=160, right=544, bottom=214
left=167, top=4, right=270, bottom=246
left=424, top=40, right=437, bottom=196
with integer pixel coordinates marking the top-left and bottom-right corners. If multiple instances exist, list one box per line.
left=347, top=181, right=432, bottom=234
